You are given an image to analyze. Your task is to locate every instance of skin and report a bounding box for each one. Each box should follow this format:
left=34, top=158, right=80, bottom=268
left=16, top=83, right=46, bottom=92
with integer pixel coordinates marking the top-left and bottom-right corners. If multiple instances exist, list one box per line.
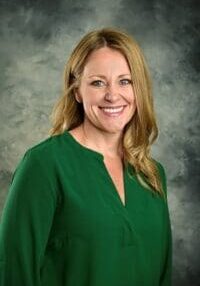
left=71, top=46, right=136, bottom=158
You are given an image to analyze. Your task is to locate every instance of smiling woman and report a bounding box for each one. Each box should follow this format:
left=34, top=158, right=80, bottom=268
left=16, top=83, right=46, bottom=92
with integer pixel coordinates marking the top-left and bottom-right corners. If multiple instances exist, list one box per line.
left=73, top=47, right=136, bottom=136
left=0, top=27, right=172, bottom=286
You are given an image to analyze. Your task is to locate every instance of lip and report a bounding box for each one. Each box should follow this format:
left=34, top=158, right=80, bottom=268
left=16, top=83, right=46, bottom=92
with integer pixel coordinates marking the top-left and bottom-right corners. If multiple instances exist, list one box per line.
left=99, top=105, right=127, bottom=108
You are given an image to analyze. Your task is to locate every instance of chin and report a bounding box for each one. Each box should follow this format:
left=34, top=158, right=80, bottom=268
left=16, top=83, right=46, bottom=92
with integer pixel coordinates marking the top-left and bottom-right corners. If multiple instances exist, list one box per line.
left=99, top=125, right=125, bottom=134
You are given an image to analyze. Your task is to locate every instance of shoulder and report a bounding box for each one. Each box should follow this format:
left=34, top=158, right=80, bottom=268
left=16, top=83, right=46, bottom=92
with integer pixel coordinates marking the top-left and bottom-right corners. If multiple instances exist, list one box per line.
left=155, top=161, right=166, bottom=180
left=26, top=134, right=62, bottom=156
left=15, top=134, right=65, bottom=177
left=22, top=133, right=65, bottom=162
left=154, top=159, right=168, bottom=197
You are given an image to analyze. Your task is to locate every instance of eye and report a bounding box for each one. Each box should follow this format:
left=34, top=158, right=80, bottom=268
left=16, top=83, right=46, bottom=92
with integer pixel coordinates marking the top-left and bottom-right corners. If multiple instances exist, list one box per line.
left=90, top=80, right=105, bottom=87
left=120, top=79, right=132, bottom=85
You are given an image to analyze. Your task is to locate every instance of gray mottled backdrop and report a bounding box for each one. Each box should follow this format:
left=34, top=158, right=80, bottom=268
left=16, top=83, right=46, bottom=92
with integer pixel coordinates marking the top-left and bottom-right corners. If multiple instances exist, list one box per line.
left=0, top=0, right=199, bottom=285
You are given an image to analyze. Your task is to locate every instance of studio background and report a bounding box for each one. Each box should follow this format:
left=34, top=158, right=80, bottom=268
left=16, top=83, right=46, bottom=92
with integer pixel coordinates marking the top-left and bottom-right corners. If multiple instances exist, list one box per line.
left=0, top=0, right=199, bottom=285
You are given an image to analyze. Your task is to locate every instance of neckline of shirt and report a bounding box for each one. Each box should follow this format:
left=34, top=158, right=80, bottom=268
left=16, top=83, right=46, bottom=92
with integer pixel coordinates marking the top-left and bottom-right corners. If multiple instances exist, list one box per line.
left=63, top=130, right=104, bottom=161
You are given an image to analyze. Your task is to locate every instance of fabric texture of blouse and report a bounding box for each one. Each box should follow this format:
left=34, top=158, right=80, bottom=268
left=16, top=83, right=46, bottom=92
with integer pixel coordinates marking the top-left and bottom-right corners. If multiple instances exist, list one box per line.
left=0, top=131, right=172, bottom=286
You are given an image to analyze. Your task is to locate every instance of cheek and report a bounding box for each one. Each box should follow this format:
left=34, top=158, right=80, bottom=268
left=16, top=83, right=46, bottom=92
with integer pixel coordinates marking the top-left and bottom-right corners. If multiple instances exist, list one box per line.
left=126, top=89, right=135, bottom=104
left=84, top=91, right=103, bottom=107
left=81, top=95, right=101, bottom=115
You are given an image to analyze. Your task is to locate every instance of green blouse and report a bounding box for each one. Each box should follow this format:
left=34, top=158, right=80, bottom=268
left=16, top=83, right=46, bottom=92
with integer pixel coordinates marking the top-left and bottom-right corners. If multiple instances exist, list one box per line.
left=0, top=131, right=172, bottom=286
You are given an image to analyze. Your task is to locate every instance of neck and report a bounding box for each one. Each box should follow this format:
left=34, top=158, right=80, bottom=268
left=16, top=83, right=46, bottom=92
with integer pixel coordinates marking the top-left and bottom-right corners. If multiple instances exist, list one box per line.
left=79, top=122, right=123, bottom=159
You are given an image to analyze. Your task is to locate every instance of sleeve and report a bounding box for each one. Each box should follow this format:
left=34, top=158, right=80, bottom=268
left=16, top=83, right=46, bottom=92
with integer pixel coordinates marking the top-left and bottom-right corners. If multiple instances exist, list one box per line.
left=0, top=148, right=58, bottom=286
left=158, top=163, right=173, bottom=286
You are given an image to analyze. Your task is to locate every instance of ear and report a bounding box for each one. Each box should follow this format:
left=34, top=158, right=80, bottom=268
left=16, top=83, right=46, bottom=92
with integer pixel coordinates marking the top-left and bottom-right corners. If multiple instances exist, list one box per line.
left=74, top=90, right=82, bottom=103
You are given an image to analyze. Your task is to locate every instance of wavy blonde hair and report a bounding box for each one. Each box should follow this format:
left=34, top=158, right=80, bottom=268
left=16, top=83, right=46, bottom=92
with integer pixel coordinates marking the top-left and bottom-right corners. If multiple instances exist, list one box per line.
left=49, top=27, right=165, bottom=198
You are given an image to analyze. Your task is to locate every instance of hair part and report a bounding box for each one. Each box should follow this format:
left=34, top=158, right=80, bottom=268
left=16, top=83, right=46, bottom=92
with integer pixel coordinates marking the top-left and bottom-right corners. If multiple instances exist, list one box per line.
left=49, top=27, right=165, bottom=199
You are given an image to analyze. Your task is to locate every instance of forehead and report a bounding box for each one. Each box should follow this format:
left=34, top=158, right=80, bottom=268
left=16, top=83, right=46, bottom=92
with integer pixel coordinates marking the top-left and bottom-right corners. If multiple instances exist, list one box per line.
left=83, top=47, right=130, bottom=75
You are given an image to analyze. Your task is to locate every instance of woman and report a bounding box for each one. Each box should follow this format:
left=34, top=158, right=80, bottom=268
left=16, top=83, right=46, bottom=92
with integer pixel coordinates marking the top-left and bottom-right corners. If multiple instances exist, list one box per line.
left=0, top=27, right=172, bottom=286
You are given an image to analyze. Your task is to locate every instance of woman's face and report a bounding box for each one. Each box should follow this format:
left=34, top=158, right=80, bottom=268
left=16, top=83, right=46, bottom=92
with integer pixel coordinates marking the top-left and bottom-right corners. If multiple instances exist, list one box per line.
left=75, top=47, right=136, bottom=135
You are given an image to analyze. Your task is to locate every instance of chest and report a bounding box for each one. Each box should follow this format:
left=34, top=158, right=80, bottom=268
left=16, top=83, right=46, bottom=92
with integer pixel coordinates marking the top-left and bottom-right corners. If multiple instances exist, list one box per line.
left=55, top=155, right=165, bottom=245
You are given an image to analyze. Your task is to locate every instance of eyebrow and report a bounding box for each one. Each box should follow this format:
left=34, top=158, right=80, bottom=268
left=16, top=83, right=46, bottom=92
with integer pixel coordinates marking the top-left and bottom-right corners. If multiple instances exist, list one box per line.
left=88, top=74, right=131, bottom=79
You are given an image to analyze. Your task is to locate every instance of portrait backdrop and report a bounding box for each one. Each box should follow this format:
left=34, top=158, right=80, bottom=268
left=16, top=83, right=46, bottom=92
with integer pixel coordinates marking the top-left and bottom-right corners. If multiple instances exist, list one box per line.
left=0, top=0, right=199, bottom=285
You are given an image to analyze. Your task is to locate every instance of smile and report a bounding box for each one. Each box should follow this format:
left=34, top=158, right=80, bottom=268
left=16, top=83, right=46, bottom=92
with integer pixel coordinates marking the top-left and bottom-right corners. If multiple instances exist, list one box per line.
left=99, top=106, right=126, bottom=116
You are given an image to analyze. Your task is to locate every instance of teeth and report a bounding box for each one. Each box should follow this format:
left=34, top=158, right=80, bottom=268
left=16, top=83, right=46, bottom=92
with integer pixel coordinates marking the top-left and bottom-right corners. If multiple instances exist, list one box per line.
left=101, top=106, right=124, bottom=113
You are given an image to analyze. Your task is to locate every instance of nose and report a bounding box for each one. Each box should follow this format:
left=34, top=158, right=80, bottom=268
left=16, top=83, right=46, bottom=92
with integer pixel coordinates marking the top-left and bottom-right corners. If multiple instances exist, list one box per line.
left=104, top=83, right=119, bottom=102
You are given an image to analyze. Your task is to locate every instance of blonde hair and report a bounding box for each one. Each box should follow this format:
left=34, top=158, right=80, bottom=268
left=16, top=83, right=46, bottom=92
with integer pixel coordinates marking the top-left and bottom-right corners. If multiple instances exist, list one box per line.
left=49, top=27, right=165, bottom=198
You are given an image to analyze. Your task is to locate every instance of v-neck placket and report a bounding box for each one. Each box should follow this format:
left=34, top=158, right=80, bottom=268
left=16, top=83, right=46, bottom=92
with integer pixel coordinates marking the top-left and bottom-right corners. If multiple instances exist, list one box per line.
left=63, top=130, right=139, bottom=246
left=100, top=158, right=127, bottom=209
left=64, top=131, right=133, bottom=215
